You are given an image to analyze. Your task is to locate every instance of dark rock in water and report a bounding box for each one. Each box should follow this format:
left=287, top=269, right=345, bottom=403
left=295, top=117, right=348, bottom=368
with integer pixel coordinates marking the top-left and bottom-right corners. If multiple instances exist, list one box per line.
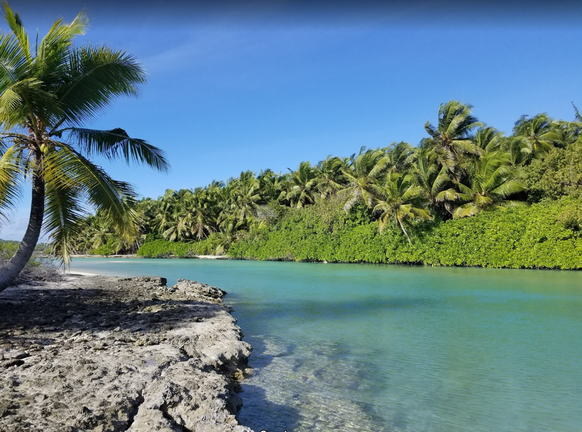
left=0, top=275, right=254, bottom=432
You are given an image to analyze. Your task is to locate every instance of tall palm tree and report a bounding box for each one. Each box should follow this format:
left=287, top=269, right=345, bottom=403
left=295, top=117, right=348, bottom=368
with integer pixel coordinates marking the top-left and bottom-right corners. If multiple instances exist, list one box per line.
left=422, top=100, right=483, bottom=180
left=0, top=5, right=168, bottom=290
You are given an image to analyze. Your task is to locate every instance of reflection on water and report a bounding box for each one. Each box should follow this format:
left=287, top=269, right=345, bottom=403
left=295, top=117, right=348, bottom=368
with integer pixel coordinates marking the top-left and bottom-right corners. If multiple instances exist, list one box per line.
left=70, top=258, right=582, bottom=432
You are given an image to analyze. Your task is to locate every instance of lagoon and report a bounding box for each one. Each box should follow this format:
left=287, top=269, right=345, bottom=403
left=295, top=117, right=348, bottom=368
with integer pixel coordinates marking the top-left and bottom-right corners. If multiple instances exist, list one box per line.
left=69, top=258, right=582, bottom=432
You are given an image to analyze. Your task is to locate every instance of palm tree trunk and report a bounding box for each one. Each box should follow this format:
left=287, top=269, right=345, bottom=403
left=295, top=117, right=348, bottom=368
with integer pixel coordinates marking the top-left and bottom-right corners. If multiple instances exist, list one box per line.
left=396, top=215, right=412, bottom=245
left=0, top=164, right=45, bottom=291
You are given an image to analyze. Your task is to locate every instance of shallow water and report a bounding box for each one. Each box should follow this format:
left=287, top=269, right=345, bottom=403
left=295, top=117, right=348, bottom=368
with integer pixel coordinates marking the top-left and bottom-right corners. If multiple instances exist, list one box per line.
left=69, top=258, right=582, bottom=432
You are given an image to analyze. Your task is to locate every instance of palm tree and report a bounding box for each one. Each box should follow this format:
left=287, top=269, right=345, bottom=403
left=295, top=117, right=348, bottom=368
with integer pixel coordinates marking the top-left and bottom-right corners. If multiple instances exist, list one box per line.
left=285, top=162, right=318, bottom=208
left=187, top=187, right=218, bottom=240
left=409, top=147, right=458, bottom=217
left=372, top=172, right=431, bottom=244
left=512, top=114, right=565, bottom=160
left=257, top=169, right=285, bottom=204
left=0, top=5, right=168, bottom=290
left=313, top=155, right=345, bottom=200
left=341, top=147, right=389, bottom=211
left=228, top=170, right=261, bottom=223
left=382, top=141, right=415, bottom=174
left=451, top=152, right=525, bottom=218
left=473, top=127, right=504, bottom=152
left=155, top=190, right=180, bottom=240
left=422, top=100, right=483, bottom=180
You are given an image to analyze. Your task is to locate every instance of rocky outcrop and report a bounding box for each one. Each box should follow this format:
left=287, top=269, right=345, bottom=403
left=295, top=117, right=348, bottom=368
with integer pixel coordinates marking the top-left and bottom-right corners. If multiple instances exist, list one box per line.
left=0, top=275, right=254, bottom=432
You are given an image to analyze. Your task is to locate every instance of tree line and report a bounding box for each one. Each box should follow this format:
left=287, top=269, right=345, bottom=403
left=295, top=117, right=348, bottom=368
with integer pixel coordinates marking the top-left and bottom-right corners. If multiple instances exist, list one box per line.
left=70, top=100, right=582, bottom=258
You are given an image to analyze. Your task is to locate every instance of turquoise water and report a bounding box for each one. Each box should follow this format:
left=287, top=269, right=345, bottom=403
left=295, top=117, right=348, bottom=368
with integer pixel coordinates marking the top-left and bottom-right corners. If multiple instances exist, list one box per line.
left=69, top=258, right=582, bottom=432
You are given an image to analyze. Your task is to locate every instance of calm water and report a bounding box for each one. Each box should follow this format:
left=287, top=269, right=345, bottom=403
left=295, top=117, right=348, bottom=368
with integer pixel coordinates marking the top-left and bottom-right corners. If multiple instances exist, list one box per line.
left=69, top=258, right=582, bottom=432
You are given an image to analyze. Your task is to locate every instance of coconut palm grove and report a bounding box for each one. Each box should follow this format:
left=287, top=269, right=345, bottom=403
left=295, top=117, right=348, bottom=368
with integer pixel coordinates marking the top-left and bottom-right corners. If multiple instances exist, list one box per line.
left=68, top=99, right=582, bottom=270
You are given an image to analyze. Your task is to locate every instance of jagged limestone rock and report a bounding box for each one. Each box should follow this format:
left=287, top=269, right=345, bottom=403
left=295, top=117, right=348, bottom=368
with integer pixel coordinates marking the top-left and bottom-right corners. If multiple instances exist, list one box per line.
left=0, top=275, right=253, bottom=432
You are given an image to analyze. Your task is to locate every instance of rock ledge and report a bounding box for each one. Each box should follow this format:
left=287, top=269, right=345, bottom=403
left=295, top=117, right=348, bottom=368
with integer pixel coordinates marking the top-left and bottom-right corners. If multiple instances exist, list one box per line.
left=0, top=275, right=254, bottom=432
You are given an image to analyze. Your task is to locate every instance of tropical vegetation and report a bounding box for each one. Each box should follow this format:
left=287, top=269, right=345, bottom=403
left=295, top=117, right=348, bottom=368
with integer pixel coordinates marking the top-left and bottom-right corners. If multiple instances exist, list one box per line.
left=55, top=99, right=582, bottom=269
left=0, top=4, right=168, bottom=290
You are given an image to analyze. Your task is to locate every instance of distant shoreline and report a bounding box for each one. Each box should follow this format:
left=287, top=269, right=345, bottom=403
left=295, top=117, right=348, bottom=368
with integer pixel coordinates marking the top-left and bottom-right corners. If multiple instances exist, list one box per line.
left=68, top=254, right=230, bottom=260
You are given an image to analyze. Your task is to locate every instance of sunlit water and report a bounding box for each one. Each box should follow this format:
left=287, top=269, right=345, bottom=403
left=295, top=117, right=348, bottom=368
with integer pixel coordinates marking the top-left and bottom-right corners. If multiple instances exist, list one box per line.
left=69, top=258, right=582, bottom=432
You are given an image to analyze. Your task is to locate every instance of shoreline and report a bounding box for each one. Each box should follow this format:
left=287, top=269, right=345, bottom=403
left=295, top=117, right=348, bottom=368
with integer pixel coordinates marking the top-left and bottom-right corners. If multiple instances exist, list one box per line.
left=0, top=274, right=254, bottom=431
left=67, top=254, right=231, bottom=260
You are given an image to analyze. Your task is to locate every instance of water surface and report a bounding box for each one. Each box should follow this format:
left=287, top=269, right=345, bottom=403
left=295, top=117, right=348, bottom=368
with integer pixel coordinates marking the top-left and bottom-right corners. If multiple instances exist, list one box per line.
left=69, top=258, right=582, bottom=432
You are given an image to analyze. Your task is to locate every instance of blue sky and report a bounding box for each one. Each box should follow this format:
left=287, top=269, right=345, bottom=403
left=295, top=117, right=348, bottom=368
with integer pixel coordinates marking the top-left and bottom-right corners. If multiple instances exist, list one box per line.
left=1, top=0, right=582, bottom=240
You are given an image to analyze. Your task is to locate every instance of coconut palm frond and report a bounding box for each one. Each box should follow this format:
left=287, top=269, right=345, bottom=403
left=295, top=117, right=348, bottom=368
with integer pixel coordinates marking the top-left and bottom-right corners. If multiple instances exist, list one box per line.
left=0, top=145, right=23, bottom=222
left=36, top=10, right=87, bottom=71
left=453, top=203, right=480, bottom=219
left=0, top=31, right=28, bottom=88
left=62, top=127, right=169, bottom=172
left=43, top=181, right=85, bottom=265
left=490, top=179, right=526, bottom=198
left=53, top=46, right=146, bottom=127
left=0, top=78, right=58, bottom=128
left=2, top=3, right=30, bottom=62
left=43, top=144, right=139, bottom=239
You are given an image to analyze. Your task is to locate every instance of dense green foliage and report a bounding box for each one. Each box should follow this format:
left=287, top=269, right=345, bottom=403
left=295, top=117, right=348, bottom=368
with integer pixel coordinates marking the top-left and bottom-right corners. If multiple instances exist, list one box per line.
left=62, top=100, right=582, bottom=270
left=137, top=237, right=222, bottom=258
left=229, top=197, right=582, bottom=269
left=521, top=141, right=582, bottom=202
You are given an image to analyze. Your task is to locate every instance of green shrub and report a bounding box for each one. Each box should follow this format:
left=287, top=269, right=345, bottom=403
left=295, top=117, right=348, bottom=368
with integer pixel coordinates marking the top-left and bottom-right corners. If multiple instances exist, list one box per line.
left=89, top=238, right=118, bottom=256
left=137, top=237, right=220, bottom=258
left=229, top=197, right=582, bottom=270
left=0, top=240, right=18, bottom=260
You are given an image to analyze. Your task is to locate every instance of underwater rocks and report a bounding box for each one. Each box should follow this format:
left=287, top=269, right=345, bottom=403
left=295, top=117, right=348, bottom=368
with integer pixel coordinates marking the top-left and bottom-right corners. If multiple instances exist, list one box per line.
left=0, top=275, right=253, bottom=432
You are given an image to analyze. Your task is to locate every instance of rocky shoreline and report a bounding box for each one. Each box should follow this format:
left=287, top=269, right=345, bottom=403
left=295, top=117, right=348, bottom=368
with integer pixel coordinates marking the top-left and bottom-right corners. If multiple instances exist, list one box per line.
left=0, top=275, right=254, bottom=432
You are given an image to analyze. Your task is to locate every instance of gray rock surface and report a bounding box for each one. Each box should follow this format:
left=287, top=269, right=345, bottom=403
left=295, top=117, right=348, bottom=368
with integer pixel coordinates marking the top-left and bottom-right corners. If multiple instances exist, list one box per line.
left=0, top=275, right=254, bottom=432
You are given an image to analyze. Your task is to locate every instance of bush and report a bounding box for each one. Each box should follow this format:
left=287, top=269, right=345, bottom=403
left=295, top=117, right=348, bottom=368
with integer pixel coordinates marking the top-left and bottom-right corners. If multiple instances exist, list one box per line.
left=137, top=237, right=220, bottom=258
left=0, top=240, right=18, bottom=260
left=229, top=197, right=582, bottom=270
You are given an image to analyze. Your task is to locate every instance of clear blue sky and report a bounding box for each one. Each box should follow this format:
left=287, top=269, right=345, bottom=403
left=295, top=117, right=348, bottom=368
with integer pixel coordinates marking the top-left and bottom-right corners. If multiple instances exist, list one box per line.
left=1, top=0, right=582, bottom=240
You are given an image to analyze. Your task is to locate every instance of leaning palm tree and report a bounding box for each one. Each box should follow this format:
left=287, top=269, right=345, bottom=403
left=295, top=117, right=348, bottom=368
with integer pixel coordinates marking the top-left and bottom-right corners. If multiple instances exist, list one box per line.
left=0, top=4, right=168, bottom=290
